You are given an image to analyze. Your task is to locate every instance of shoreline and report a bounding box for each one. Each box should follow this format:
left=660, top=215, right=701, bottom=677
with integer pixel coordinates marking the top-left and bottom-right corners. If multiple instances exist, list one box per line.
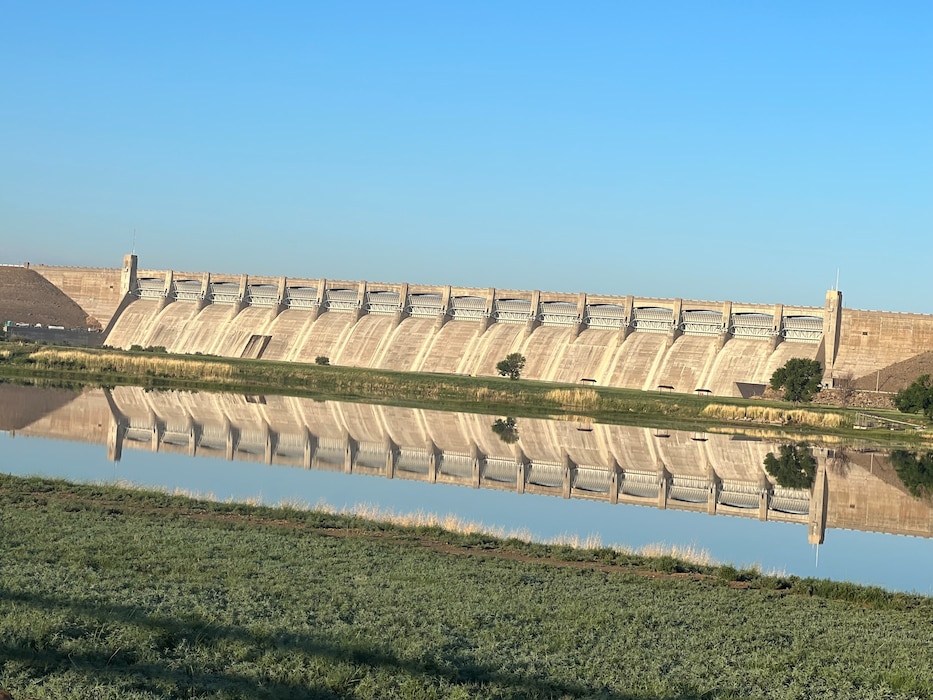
left=1, top=342, right=927, bottom=445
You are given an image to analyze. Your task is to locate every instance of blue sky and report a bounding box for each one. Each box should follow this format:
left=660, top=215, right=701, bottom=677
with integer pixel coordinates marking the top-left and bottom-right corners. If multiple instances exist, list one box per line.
left=1, top=2, right=931, bottom=311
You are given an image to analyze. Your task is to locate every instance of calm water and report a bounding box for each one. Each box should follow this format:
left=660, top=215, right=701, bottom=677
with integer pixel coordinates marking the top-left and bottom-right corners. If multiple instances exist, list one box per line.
left=3, top=383, right=932, bottom=594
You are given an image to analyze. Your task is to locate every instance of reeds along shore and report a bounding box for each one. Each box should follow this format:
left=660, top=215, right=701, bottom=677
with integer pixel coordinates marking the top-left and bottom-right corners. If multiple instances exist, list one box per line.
left=702, top=403, right=846, bottom=428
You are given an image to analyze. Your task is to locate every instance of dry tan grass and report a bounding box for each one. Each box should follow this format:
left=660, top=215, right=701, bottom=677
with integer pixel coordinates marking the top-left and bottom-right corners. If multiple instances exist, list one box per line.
left=544, top=388, right=599, bottom=410
left=702, top=403, right=845, bottom=428
left=31, top=348, right=235, bottom=380
left=347, top=503, right=520, bottom=537
left=548, top=532, right=605, bottom=549
left=314, top=503, right=722, bottom=567
left=550, top=414, right=595, bottom=425
left=706, top=425, right=851, bottom=445
left=637, top=542, right=717, bottom=566
left=473, top=386, right=493, bottom=401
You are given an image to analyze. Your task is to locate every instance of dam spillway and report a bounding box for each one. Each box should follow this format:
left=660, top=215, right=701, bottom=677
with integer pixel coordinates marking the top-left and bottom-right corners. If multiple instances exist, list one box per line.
left=100, top=255, right=829, bottom=397
left=9, top=253, right=933, bottom=397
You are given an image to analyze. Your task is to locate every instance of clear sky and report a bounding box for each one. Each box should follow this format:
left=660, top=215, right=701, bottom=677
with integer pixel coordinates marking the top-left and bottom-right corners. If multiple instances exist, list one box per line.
left=1, top=2, right=931, bottom=312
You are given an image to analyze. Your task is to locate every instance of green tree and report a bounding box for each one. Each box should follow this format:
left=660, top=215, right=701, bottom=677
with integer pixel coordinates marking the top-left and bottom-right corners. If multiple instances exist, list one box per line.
left=496, top=353, right=526, bottom=380
left=894, top=375, right=933, bottom=419
left=314, top=356, right=330, bottom=366
left=491, top=417, right=519, bottom=444
left=769, top=358, right=823, bottom=403
left=764, top=443, right=817, bottom=489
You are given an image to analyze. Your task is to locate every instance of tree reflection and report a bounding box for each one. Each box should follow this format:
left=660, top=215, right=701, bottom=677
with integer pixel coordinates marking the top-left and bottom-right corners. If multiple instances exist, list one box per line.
left=890, top=450, right=933, bottom=498
left=491, top=417, right=519, bottom=444
left=764, top=443, right=816, bottom=489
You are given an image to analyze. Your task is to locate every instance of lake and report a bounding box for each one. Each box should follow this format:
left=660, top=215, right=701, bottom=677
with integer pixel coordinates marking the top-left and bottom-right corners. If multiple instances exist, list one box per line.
left=2, top=382, right=932, bottom=594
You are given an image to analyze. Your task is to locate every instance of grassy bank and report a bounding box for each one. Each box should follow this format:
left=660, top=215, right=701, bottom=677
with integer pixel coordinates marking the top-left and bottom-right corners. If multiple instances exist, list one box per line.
left=0, top=343, right=925, bottom=443
left=1, top=475, right=931, bottom=700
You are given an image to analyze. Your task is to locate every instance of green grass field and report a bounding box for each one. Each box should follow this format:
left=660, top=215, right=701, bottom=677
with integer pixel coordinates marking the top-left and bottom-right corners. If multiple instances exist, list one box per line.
left=1, top=475, right=931, bottom=699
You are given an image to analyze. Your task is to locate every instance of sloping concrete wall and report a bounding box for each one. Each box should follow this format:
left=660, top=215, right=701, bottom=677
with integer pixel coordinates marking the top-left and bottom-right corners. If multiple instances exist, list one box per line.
left=30, top=258, right=933, bottom=397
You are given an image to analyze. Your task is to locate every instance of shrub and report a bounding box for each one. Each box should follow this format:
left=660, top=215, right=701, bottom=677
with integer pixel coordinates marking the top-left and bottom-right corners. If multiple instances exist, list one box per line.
left=894, top=375, right=933, bottom=419
left=315, top=356, right=330, bottom=366
left=496, top=353, right=526, bottom=380
left=769, top=358, right=823, bottom=403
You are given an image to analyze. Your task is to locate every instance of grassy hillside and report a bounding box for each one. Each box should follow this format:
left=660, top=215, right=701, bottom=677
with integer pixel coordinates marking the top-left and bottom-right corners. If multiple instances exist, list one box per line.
left=1, top=475, right=931, bottom=699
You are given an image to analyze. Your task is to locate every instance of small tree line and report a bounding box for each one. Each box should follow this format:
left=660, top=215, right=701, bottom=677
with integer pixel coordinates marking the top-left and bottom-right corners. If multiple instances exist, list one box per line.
left=894, top=375, right=933, bottom=420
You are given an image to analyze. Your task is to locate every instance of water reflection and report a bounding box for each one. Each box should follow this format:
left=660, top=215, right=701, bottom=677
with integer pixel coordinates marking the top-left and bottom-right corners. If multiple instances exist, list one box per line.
left=491, top=417, right=519, bottom=445
left=890, top=450, right=933, bottom=498
left=763, top=443, right=817, bottom=489
left=3, top=383, right=932, bottom=552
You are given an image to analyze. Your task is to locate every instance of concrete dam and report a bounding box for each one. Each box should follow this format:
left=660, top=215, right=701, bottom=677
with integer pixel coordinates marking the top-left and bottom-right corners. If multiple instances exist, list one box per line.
left=13, top=253, right=933, bottom=397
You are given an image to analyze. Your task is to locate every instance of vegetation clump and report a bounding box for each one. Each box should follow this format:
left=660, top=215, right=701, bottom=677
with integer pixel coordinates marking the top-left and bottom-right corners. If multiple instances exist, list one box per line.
left=890, top=449, right=933, bottom=497
left=894, top=374, right=933, bottom=420
left=314, top=355, right=330, bottom=365
left=543, top=387, right=599, bottom=410
left=491, top=416, right=519, bottom=444
left=703, top=403, right=845, bottom=428
left=770, top=358, right=823, bottom=403
left=764, top=443, right=817, bottom=488
left=496, top=352, right=526, bottom=380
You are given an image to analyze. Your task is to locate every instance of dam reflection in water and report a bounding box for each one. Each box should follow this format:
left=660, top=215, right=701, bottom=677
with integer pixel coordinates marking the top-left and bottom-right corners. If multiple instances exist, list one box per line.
left=2, top=384, right=932, bottom=594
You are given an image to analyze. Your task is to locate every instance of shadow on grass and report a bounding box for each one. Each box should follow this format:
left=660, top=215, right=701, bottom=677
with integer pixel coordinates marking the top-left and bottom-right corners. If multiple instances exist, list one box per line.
left=0, top=587, right=729, bottom=699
